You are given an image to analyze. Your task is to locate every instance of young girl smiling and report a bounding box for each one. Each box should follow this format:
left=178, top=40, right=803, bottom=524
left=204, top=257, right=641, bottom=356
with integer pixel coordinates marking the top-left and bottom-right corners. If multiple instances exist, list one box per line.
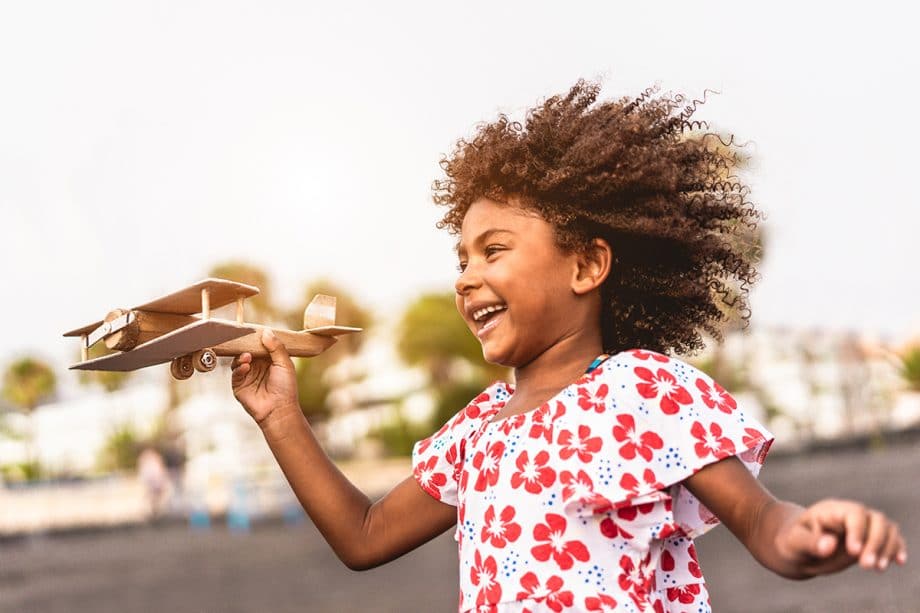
left=231, top=81, right=906, bottom=612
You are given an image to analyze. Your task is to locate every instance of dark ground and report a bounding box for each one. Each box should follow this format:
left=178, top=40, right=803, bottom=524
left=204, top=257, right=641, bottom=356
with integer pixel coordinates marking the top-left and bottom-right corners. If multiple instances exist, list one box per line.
left=2, top=441, right=918, bottom=613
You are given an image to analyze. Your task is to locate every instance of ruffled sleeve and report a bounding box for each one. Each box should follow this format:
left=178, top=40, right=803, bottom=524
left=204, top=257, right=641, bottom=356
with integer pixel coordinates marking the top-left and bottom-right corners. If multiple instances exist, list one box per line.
left=561, top=348, right=774, bottom=539
left=411, top=384, right=499, bottom=507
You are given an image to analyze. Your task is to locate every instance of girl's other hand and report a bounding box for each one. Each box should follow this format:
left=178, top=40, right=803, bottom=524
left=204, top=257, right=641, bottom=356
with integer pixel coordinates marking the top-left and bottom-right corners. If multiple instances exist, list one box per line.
left=231, top=328, right=300, bottom=425
left=778, top=499, right=907, bottom=576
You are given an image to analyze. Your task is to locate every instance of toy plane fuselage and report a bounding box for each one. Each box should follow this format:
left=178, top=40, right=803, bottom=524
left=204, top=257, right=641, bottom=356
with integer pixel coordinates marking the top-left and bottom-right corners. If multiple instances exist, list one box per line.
left=63, top=278, right=361, bottom=380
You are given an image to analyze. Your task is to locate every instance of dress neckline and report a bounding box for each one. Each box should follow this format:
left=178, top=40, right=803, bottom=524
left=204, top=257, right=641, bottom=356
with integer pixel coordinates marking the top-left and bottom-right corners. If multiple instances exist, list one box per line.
left=485, top=353, right=611, bottom=427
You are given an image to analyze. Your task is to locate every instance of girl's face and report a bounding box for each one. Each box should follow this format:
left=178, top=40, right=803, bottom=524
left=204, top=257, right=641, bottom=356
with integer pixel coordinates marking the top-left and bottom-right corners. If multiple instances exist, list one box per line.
left=454, top=198, right=591, bottom=367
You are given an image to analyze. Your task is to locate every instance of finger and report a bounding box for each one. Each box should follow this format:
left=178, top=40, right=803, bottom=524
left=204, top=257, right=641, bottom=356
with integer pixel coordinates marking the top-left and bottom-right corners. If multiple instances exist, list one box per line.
left=896, top=534, right=908, bottom=565
left=231, top=353, right=252, bottom=369
left=860, top=511, right=888, bottom=569
left=843, top=506, right=869, bottom=557
left=878, top=524, right=902, bottom=570
left=260, top=329, right=291, bottom=367
left=231, top=362, right=250, bottom=381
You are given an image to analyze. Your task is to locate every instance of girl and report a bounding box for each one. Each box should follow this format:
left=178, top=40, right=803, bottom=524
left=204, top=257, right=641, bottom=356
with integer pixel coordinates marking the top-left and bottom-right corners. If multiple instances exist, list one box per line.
left=231, top=81, right=907, bottom=612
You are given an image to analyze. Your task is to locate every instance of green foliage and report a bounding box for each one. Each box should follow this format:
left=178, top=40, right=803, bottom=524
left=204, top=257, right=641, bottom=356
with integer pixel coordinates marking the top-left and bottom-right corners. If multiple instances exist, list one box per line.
left=0, top=461, right=42, bottom=482
left=2, top=357, right=57, bottom=413
left=295, top=355, right=334, bottom=422
left=97, top=424, right=141, bottom=472
left=397, top=293, right=505, bottom=385
left=900, top=346, right=920, bottom=391
left=369, top=406, right=432, bottom=457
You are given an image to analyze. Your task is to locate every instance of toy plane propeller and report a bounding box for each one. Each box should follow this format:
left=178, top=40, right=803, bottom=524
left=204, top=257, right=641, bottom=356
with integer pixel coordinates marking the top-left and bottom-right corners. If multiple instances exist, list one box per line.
left=64, top=278, right=361, bottom=380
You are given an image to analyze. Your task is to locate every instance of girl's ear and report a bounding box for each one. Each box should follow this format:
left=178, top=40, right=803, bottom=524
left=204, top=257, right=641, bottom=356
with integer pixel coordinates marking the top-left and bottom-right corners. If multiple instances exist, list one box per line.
left=571, top=238, right=613, bottom=295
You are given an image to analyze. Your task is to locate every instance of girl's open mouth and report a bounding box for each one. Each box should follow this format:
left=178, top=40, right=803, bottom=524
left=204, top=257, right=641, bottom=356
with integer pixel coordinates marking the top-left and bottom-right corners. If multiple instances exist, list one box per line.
left=476, top=309, right=505, bottom=339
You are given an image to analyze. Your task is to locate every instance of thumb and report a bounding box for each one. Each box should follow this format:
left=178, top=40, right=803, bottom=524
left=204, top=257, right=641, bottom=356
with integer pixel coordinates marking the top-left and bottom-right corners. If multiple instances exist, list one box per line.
left=785, top=518, right=838, bottom=559
left=260, top=328, right=292, bottom=367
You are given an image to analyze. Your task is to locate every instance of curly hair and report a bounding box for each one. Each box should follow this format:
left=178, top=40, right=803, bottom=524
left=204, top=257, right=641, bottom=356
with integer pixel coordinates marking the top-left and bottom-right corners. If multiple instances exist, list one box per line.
left=432, top=80, right=765, bottom=357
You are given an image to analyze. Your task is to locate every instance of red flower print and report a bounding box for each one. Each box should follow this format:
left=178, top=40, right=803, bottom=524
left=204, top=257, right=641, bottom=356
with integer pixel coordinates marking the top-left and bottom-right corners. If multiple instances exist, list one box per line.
left=511, top=450, right=557, bottom=494
left=472, top=440, right=506, bottom=491
left=481, top=504, right=522, bottom=548
left=498, top=412, right=526, bottom=435
left=743, top=427, right=766, bottom=449
left=620, top=468, right=663, bottom=497
left=416, top=436, right=433, bottom=455
left=516, top=573, right=572, bottom=612
left=471, top=550, right=502, bottom=606
left=629, top=349, right=670, bottom=362
left=660, top=550, right=675, bottom=571
left=691, top=421, right=736, bottom=460
left=666, top=583, right=701, bottom=604
left=612, top=414, right=663, bottom=461
left=618, top=553, right=652, bottom=610
left=687, top=544, right=703, bottom=578
left=584, top=593, right=618, bottom=612
left=532, top=513, right=590, bottom=570
left=695, top=377, right=737, bottom=414
left=559, top=469, right=598, bottom=504
left=529, top=401, right=564, bottom=443
left=577, top=383, right=609, bottom=413
left=599, top=512, right=634, bottom=540
left=445, top=443, right=461, bottom=482
left=635, top=366, right=693, bottom=415
left=413, top=456, right=447, bottom=500
left=558, top=425, right=603, bottom=463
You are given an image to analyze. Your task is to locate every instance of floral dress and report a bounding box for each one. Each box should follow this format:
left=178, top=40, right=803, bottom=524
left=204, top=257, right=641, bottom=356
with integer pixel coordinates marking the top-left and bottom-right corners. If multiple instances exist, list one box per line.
left=412, top=349, right=773, bottom=613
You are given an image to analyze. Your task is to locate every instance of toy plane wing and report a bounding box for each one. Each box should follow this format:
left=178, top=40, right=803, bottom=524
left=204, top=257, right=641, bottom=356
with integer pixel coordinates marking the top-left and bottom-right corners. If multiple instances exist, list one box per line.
left=64, top=278, right=259, bottom=338
left=306, top=325, right=362, bottom=337
left=70, top=319, right=253, bottom=372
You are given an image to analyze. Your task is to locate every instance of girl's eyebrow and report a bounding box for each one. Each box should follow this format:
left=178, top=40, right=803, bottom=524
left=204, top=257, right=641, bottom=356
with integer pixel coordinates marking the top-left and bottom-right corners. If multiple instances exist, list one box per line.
left=455, top=228, right=514, bottom=254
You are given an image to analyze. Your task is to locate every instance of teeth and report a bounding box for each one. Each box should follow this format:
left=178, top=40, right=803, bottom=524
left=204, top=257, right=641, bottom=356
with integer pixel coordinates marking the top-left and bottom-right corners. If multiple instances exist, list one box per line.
left=472, top=304, right=507, bottom=322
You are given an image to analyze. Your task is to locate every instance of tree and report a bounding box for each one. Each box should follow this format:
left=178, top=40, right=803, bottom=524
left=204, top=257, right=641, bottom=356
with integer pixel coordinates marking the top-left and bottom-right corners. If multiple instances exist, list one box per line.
left=393, top=293, right=508, bottom=444
left=208, top=261, right=275, bottom=321
left=397, top=292, right=505, bottom=386
left=1, top=357, right=57, bottom=477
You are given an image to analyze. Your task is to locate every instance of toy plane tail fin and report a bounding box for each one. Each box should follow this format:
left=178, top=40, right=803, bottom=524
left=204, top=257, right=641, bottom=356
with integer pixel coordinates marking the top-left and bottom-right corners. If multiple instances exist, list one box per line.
left=303, top=295, right=336, bottom=330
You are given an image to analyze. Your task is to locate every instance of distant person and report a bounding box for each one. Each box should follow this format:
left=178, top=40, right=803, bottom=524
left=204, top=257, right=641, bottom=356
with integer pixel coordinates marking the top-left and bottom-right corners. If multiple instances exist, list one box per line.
left=230, top=81, right=906, bottom=611
left=137, top=445, right=168, bottom=521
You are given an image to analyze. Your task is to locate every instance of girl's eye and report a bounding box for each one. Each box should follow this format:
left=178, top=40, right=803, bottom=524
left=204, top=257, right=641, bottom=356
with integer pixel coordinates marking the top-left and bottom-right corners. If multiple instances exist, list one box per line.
left=457, top=262, right=467, bottom=273
left=485, top=245, right=503, bottom=258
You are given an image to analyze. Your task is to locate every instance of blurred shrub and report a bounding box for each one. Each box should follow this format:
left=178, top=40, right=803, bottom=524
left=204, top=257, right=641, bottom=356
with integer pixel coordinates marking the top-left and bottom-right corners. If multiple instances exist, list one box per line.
left=900, top=346, right=920, bottom=391
left=97, top=424, right=141, bottom=472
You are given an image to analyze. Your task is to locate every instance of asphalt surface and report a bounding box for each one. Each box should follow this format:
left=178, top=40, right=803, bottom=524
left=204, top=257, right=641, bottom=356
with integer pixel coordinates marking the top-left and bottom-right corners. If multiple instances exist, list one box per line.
left=2, top=442, right=918, bottom=613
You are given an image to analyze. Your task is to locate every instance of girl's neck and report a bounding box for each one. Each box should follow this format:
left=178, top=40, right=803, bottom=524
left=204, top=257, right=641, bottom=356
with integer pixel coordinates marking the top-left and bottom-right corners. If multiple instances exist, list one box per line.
left=511, top=331, right=604, bottom=397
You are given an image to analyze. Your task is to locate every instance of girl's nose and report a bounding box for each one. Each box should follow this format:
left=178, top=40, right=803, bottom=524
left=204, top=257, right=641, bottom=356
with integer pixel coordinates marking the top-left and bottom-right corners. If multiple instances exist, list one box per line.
left=454, top=264, right=481, bottom=296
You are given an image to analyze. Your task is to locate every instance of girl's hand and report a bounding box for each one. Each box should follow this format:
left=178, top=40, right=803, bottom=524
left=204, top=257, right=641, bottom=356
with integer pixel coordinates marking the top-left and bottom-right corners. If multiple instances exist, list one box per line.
left=231, top=328, right=300, bottom=425
left=777, top=499, right=907, bottom=576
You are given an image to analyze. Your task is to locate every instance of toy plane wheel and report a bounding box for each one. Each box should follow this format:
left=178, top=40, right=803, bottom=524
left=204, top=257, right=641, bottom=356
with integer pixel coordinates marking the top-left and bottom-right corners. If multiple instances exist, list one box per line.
left=192, top=348, right=217, bottom=373
left=170, top=355, right=194, bottom=380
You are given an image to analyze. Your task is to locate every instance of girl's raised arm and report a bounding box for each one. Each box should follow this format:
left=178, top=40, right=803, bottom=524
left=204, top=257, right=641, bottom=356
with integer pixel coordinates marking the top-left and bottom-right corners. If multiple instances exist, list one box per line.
left=683, top=456, right=907, bottom=579
left=232, top=329, right=457, bottom=570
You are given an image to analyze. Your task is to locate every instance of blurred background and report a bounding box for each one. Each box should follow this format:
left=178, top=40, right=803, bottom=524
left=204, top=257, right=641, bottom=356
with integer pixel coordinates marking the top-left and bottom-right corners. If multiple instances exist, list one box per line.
left=1, top=1, right=918, bottom=612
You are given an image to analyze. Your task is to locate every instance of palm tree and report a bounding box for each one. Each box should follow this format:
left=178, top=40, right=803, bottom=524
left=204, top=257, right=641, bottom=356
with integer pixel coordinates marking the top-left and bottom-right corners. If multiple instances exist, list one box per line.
left=1, top=357, right=57, bottom=478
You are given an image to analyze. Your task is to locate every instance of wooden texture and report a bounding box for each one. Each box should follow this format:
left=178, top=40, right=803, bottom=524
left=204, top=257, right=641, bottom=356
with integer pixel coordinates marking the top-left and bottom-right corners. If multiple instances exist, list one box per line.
left=305, top=325, right=362, bottom=337
left=303, top=294, right=337, bottom=329
left=209, top=325, right=339, bottom=358
left=63, top=278, right=259, bottom=337
left=70, top=320, right=253, bottom=372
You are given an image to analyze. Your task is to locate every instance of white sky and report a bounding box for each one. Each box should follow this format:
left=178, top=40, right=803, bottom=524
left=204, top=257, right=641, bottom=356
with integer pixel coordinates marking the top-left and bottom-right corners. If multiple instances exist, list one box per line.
left=1, top=1, right=918, bottom=379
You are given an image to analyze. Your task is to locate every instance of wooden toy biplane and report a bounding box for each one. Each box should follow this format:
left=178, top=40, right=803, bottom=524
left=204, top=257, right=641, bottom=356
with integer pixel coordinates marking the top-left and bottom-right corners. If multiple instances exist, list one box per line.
left=64, top=278, right=361, bottom=380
